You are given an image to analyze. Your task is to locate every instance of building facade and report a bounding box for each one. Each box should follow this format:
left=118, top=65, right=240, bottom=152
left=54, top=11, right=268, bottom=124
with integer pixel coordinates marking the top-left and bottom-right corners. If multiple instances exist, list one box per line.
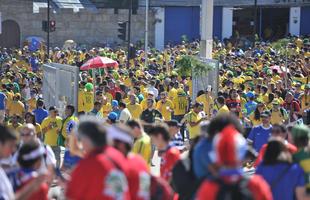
left=0, top=0, right=309, bottom=49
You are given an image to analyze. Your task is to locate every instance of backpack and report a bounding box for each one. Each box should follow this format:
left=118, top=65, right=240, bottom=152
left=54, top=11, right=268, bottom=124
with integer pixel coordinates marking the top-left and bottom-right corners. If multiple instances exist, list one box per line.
left=215, top=177, right=254, bottom=200
left=150, top=175, right=174, bottom=200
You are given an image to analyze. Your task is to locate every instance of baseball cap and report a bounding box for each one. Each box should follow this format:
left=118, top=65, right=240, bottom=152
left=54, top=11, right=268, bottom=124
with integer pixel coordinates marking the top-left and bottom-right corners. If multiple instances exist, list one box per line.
left=246, top=91, right=255, bottom=98
left=292, top=124, right=310, bottom=139
left=112, top=100, right=119, bottom=107
left=261, top=110, right=271, bottom=117
left=166, top=120, right=181, bottom=127
left=108, top=112, right=118, bottom=121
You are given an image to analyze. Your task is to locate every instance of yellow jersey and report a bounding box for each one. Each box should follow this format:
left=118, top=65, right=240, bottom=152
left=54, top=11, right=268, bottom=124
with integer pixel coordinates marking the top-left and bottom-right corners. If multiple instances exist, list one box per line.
left=100, top=103, right=112, bottom=118
left=270, top=110, right=285, bottom=125
left=249, top=113, right=262, bottom=127
left=218, top=105, right=230, bottom=115
left=156, top=100, right=173, bottom=121
left=7, top=101, right=25, bottom=117
left=132, top=132, right=152, bottom=164
left=41, top=116, right=63, bottom=146
left=196, top=94, right=214, bottom=118
left=173, top=95, right=188, bottom=116
left=27, top=98, right=37, bottom=112
left=168, top=88, right=178, bottom=100
left=185, top=111, right=201, bottom=139
left=83, top=91, right=94, bottom=112
left=127, top=103, right=143, bottom=119
left=78, top=89, right=85, bottom=112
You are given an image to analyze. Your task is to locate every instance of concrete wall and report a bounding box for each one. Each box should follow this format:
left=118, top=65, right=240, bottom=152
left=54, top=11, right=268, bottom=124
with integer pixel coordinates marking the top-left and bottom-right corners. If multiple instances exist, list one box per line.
left=0, top=0, right=155, bottom=47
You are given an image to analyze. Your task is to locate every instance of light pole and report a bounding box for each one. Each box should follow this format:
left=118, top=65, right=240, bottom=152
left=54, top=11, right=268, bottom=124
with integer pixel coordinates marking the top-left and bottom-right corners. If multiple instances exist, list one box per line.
left=144, top=0, right=149, bottom=69
left=200, top=0, right=213, bottom=59
left=47, top=0, right=50, bottom=60
left=127, top=0, right=132, bottom=68
left=253, top=0, right=258, bottom=45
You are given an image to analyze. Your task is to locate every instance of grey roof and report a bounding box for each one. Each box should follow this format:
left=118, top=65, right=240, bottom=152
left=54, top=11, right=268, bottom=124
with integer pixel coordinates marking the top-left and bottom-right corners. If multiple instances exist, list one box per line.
left=33, top=0, right=97, bottom=13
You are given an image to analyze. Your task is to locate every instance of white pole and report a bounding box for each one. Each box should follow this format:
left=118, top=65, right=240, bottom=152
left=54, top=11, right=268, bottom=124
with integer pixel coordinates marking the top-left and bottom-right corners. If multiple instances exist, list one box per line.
left=144, top=0, right=149, bottom=68
left=200, top=0, right=214, bottom=59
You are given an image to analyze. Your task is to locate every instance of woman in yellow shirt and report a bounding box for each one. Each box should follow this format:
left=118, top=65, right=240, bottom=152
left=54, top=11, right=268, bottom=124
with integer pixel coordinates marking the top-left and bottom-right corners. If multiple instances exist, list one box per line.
left=247, top=103, right=265, bottom=127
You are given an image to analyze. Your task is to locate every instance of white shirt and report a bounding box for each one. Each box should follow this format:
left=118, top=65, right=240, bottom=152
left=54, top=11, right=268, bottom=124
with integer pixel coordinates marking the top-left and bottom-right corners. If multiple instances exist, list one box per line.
left=148, top=86, right=159, bottom=98
left=0, top=167, right=14, bottom=200
left=119, top=108, right=132, bottom=123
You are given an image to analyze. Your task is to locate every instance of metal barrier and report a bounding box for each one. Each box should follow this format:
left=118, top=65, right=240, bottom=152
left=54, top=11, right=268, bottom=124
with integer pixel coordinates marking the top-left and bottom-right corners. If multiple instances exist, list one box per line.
left=42, top=63, right=79, bottom=117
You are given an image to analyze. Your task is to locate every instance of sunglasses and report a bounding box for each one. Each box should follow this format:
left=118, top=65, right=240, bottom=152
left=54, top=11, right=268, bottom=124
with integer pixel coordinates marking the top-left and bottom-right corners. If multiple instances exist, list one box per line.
left=21, top=132, right=34, bottom=137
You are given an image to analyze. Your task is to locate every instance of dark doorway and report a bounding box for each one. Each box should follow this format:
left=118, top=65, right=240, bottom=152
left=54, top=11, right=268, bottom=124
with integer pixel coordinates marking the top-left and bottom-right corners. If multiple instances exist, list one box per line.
left=0, top=20, right=20, bottom=48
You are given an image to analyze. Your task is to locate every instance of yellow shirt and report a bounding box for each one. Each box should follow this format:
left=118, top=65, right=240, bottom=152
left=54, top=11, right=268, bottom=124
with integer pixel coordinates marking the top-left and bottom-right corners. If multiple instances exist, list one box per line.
left=168, top=88, right=178, bottom=100
left=7, top=123, right=23, bottom=141
left=173, top=95, right=188, bottom=116
left=7, top=101, right=25, bottom=117
left=249, top=114, right=262, bottom=127
left=35, top=123, right=42, bottom=136
left=127, top=103, right=143, bottom=119
left=124, top=77, right=132, bottom=87
left=83, top=91, right=94, bottom=112
left=185, top=111, right=201, bottom=139
left=100, top=103, right=112, bottom=118
left=104, top=93, right=113, bottom=103
left=78, top=89, right=85, bottom=112
left=27, top=98, right=37, bottom=112
left=41, top=116, right=63, bottom=146
left=132, top=133, right=152, bottom=164
left=196, top=94, right=213, bottom=118
left=271, top=110, right=285, bottom=125
left=218, top=105, right=230, bottom=114
left=301, top=94, right=310, bottom=112
left=156, top=100, right=173, bottom=121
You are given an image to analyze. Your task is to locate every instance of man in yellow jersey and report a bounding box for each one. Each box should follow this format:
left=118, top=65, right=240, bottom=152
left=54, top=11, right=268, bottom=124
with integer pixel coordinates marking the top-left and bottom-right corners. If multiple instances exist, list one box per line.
left=270, top=99, right=287, bottom=125
left=141, top=91, right=155, bottom=110
left=168, top=82, right=178, bottom=101
left=100, top=96, right=112, bottom=118
left=216, top=96, right=230, bottom=115
left=196, top=86, right=214, bottom=119
left=78, top=81, right=86, bottom=114
left=156, top=91, right=173, bottom=121
left=127, top=93, right=143, bottom=119
left=7, top=94, right=25, bottom=118
left=184, top=102, right=207, bottom=142
left=41, top=106, right=63, bottom=167
left=83, top=83, right=94, bottom=113
left=127, top=120, right=152, bottom=164
left=172, top=89, right=189, bottom=140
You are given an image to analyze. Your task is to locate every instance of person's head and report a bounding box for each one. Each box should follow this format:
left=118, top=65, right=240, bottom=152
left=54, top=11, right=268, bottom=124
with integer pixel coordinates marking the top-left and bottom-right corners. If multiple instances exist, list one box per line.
left=216, top=96, right=225, bottom=106
left=107, top=125, right=134, bottom=156
left=147, top=99, right=154, bottom=109
left=260, top=110, right=271, bottom=126
left=147, top=91, right=154, bottom=99
left=36, top=99, right=44, bottom=108
left=0, top=125, right=17, bottom=158
left=207, top=114, right=243, bottom=139
left=20, top=123, right=36, bottom=143
left=160, top=91, right=168, bottom=101
left=285, top=92, right=294, bottom=103
left=65, top=104, right=75, bottom=117
left=25, top=112, right=36, bottom=125
left=49, top=106, right=58, bottom=118
left=291, top=124, right=310, bottom=148
left=119, top=102, right=126, bottom=110
left=76, top=117, right=107, bottom=154
left=263, top=138, right=292, bottom=165
left=17, top=141, right=44, bottom=170
left=11, top=114, right=20, bottom=124
left=271, top=124, right=287, bottom=140
left=193, top=102, right=203, bottom=113
left=210, top=125, right=247, bottom=168
left=166, top=120, right=181, bottom=136
left=129, top=94, right=136, bottom=104
left=126, top=120, right=143, bottom=138
left=229, top=89, right=238, bottom=100
left=112, top=100, right=119, bottom=110
left=272, top=99, right=280, bottom=111
left=148, top=123, right=170, bottom=150
left=261, top=85, right=268, bottom=94
left=93, top=101, right=102, bottom=111
left=107, top=112, right=118, bottom=124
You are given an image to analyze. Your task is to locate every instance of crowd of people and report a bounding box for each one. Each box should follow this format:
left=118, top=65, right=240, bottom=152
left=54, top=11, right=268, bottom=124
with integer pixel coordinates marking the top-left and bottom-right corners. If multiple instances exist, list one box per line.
left=0, top=35, right=309, bottom=200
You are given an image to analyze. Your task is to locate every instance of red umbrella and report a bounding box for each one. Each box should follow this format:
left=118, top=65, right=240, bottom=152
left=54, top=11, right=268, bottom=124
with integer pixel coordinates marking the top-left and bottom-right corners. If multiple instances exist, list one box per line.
left=80, top=56, right=119, bottom=70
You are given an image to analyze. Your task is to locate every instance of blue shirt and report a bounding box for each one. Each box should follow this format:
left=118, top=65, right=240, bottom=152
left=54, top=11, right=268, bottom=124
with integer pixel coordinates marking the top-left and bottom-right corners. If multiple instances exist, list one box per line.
left=193, top=137, right=213, bottom=179
left=245, top=101, right=257, bottom=116
left=247, top=125, right=272, bottom=152
left=256, top=163, right=305, bottom=200
left=0, top=92, right=6, bottom=110
left=33, top=108, right=48, bottom=124
left=169, top=131, right=185, bottom=150
left=63, top=150, right=81, bottom=169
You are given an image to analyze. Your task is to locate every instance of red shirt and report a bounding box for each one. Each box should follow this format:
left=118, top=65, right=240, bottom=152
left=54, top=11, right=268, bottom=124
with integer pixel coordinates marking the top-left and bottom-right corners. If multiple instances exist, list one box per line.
left=196, top=175, right=272, bottom=200
left=254, top=142, right=298, bottom=167
left=160, top=147, right=180, bottom=181
left=127, top=153, right=151, bottom=200
left=66, top=146, right=130, bottom=200
left=18, top=179, right=48, bottom=200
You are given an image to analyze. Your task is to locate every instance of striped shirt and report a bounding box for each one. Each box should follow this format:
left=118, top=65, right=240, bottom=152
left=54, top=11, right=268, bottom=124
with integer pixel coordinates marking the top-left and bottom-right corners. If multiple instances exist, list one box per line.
left=169, top=132, right=185, bottom=151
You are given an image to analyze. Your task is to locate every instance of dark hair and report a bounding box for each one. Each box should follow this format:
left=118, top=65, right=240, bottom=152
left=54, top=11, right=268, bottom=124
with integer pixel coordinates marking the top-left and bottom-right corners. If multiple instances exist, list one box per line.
left=193, top=102, right=203, bottom=108
left=115, top=92, right=122, bottom=102
left=217, top=96, right=225, bottom=105
left=0, top=125, right=17, bottom=143
left=148, top=124, right=170, bottom=142
left=263, top=139, right=292, bottom=165
left=17, top=141, right=41, bottom=168
left=94, top=101, right=101, bottom=107
left=207, top=114, right=243, bottom=138
left=254, top=104, right=262, bottom=121
left=37, top=99, right=44, bottom=107
left=66, top=105, right=75, bottom=115
left=126, top=120, right=141, bottom=129
left=272, top=124, right=287, bottom=134
left=78, top=120, right=107, bottom=147
left=197, top=90, right=205, bottom=97
left=25, top=112, right=36, bottom=125
left=119, top=102, right=126, bottom=108
left=268, top=93, right=275, bottom=104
